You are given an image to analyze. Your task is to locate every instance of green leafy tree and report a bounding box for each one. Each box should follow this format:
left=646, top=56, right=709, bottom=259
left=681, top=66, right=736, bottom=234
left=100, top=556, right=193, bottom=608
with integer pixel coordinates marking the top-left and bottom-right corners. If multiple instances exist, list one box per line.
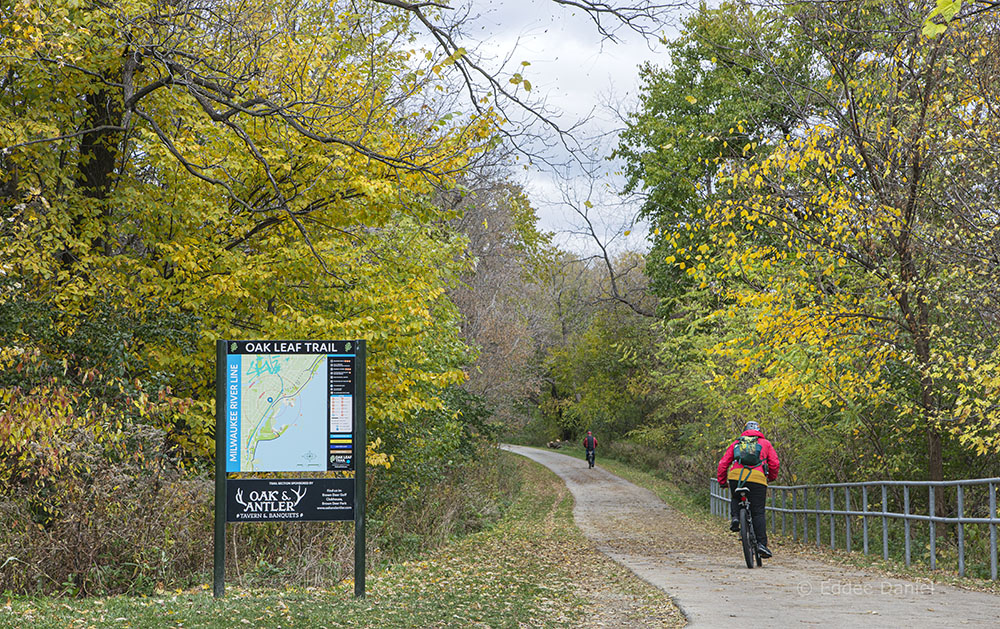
left=615, top=1, right=814, bottom=318
left=614, top=0, right=1000, bottom=492
left=669, top=0, right=1000, bottom=485
left=0, top=0, right=494, bottom=463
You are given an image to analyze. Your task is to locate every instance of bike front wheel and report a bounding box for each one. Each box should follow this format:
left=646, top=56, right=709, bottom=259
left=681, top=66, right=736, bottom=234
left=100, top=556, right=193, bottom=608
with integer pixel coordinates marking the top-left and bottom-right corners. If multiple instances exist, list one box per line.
left=739, top=508, right=754, bottom=569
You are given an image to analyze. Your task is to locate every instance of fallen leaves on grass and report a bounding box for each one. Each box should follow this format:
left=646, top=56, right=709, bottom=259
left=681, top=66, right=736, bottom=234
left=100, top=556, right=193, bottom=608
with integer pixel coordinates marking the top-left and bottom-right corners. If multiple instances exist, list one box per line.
left=1, top=458, right=683, bottom=628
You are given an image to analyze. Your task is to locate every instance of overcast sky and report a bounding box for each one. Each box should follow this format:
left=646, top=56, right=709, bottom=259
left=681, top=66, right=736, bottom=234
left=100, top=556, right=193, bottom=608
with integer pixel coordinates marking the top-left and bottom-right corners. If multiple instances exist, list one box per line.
left=462, top=2, right=686, bottom=256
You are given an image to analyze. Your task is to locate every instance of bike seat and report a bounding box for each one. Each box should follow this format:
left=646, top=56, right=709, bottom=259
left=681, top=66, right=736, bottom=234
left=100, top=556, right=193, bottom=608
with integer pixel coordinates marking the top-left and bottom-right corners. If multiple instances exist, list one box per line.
left=733, top=486, right=750, bottom=495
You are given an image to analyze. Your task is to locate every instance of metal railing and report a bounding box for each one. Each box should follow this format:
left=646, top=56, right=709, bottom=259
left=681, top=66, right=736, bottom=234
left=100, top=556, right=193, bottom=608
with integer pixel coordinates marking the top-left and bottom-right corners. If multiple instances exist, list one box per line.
left=710, top=477, right=1000, bottom=580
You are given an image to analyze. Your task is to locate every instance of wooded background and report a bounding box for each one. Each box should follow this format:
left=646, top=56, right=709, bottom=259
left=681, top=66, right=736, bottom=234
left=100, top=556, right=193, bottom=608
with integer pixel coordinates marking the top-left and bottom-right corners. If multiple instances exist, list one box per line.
left=1, top=0, right=998, bottom=594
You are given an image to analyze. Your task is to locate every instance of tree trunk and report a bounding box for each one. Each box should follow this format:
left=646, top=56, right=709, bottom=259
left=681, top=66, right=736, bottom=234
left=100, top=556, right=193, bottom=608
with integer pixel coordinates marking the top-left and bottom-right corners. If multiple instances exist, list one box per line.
left=61, top=79, right=123, bottom=267
left=895, top=184, right=945, bottom=513
left=928, top=425, right=944, bottom=514
left=912, top=298, right=945, bottom=516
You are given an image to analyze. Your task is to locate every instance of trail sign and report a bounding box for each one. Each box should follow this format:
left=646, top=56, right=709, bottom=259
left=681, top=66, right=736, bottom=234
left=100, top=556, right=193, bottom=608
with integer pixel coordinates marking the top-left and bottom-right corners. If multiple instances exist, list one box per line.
left=213, top=340, right=367, bottom=599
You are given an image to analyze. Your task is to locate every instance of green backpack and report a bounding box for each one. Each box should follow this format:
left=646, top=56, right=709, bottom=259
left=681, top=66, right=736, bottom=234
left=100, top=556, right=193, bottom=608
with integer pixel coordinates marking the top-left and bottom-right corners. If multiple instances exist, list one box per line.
left=733, top=435, right=763, bottom=467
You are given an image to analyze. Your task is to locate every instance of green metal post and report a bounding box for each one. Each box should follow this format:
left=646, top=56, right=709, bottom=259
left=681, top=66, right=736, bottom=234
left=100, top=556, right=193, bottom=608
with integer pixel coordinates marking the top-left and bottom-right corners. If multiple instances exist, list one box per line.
left=213, top=340, right=227, bottom=598
left=354, top=340, right=367, bottom=598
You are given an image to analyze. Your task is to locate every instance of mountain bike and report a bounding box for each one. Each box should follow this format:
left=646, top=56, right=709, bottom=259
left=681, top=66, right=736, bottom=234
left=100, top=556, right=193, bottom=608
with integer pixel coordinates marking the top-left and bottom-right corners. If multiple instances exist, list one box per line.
left=585, top=448, right=595, bottom=468
left=734, top=485, right=761, bottom=568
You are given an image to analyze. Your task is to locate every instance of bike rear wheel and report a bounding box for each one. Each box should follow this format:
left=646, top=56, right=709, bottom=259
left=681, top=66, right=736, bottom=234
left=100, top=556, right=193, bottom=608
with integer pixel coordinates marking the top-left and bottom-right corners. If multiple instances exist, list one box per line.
left=739, top=507, right=754, bottom=569
left=748, top=511, right=762, bottom=566
left=754, top=523, right=762, bottom=566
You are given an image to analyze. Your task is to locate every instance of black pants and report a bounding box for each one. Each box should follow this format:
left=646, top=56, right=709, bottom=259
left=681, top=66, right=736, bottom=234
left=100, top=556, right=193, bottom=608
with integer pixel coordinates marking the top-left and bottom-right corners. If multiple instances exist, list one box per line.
left=729, top=479, right=768, bottom=546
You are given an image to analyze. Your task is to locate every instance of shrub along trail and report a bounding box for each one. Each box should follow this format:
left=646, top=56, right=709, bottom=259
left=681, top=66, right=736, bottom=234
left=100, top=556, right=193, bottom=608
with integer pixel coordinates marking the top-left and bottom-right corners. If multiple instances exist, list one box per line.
left=503, top=445, right=1000, bottom=628
left=0, top=456, right=680, bottom=629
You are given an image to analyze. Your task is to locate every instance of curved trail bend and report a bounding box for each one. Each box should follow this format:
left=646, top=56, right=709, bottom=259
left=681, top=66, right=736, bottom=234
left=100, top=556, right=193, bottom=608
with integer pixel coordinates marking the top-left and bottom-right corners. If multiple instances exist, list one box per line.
left=502, top=444, right=1000, bottom=628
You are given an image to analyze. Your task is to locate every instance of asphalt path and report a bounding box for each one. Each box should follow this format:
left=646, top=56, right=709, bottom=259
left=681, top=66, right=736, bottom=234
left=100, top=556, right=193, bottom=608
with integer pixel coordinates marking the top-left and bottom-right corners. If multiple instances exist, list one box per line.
left=502, top=444, right=1000, bottom=628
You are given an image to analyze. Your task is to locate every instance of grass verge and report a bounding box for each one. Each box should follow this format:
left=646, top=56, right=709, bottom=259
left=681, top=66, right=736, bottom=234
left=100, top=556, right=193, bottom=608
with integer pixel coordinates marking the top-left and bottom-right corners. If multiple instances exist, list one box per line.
left=1, top=453, right=681, bottom=628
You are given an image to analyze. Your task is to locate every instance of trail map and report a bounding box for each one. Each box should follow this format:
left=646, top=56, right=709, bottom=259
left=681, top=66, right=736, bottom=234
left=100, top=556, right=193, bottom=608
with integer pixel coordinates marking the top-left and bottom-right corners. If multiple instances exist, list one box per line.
left=224, top=341, right=356, bottom=473
left=238, top=354, right=326, bottom=472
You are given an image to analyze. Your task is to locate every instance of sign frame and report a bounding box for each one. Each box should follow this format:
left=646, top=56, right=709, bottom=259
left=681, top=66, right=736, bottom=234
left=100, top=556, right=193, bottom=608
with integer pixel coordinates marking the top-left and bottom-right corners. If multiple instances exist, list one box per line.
left=213, top=339, right=366, bottom=598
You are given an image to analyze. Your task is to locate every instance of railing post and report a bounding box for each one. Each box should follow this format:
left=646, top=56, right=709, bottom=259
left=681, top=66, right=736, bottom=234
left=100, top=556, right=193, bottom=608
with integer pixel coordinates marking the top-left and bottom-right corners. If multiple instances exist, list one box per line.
left=929, top=485, right=936, bottom=571
left=803, top=487, right=809, bottom=541
left=771, top=490, right=776, bottom=533
left=882, top=484, right=889, bottom=561
left=845, top=487, right=852, bottom=553
left=782, top=489, right=787, bottom=537
left=792, top=488, right=798, bottom=541
left=904, top=484, right=911, bottom=568
left=815, top=489, right=821, bottom=546
left=829, top=487, right=836, bottom=549
left=862, top=485, right=869, bottom=555
left=958, top=484, right=965, bottom=578
left=990, top=482, right=997, bottom=581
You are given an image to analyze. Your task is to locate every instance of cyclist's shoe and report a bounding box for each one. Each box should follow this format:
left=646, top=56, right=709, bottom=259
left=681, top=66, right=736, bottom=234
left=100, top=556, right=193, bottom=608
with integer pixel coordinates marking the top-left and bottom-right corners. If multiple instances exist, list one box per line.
left=757, top=543, right=772, bottom=559
left=730, top=518, right=739, bottom=532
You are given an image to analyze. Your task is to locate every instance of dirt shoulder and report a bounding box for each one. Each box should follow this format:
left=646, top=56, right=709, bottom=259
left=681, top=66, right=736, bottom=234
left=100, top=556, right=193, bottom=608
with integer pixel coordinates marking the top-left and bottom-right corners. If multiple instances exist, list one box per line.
left=503, top=445, right=1000, bottom=628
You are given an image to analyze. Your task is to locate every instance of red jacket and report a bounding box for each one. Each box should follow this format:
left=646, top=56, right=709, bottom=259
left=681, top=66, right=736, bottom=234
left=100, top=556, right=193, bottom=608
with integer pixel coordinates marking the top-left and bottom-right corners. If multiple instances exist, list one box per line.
left=583, top=435, right=597, bottom=450
left=717, top=429, right=779, bottom=486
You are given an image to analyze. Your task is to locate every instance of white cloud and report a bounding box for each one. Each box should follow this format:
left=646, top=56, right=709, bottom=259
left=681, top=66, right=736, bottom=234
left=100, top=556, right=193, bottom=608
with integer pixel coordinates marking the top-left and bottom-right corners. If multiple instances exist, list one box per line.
left=460, top=1, right=681, bottom=256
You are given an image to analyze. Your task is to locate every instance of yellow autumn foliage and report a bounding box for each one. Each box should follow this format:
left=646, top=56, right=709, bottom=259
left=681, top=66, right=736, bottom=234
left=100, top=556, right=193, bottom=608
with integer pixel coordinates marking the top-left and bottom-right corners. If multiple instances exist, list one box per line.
left=0, top=0, right=496, bottom=462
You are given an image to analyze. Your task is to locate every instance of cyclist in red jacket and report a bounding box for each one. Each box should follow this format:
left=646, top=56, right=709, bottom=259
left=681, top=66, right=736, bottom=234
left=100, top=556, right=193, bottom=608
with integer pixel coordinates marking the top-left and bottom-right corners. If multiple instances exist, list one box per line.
left=717, top=421, right=780, bottom=558
left=582, top=431, right=597, bottom=468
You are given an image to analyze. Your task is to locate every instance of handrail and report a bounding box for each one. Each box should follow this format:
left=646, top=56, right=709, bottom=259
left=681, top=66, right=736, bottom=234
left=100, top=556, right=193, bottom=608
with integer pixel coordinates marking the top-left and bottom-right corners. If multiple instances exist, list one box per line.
left=710, top=477, right=1000, bottom=580
left=769, top=477, right=1000, bottom=490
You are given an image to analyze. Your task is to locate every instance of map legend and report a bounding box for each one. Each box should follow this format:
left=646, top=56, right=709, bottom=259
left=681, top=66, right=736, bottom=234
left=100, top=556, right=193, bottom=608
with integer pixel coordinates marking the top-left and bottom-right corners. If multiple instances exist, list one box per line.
left=329, top=395, right=352, bottom=432
left=327, top=354, right=355, bottom=471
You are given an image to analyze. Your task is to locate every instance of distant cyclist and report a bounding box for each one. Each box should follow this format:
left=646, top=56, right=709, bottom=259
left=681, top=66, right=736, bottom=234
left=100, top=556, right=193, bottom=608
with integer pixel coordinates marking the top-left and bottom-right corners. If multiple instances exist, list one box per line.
left=717, top=421, right=780, bottom=558
left=582, top=430, right=597, bottom=468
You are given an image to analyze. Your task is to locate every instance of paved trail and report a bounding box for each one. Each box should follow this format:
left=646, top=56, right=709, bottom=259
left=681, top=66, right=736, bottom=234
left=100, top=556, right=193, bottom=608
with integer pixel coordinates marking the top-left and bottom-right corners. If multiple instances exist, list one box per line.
left=503, top=445, right=1000, bottom=628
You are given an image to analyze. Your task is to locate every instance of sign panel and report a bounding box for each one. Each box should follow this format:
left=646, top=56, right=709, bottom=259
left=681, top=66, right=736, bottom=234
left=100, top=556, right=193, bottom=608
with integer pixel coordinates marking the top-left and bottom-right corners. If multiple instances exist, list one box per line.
left=214, top=339, right=367, bottom=599
left=225, top=340, right=355, bottom=473
left=226, top=478, right=354, bottom=522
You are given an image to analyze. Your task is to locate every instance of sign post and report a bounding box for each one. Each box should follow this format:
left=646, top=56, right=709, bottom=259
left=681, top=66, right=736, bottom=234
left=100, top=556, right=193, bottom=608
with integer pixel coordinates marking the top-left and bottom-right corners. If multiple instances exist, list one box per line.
left=213, top=340, right=227, bottom=598
left=354, top=340, right=366, bottom=598
left=213, top=339, right=366, bottom=598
